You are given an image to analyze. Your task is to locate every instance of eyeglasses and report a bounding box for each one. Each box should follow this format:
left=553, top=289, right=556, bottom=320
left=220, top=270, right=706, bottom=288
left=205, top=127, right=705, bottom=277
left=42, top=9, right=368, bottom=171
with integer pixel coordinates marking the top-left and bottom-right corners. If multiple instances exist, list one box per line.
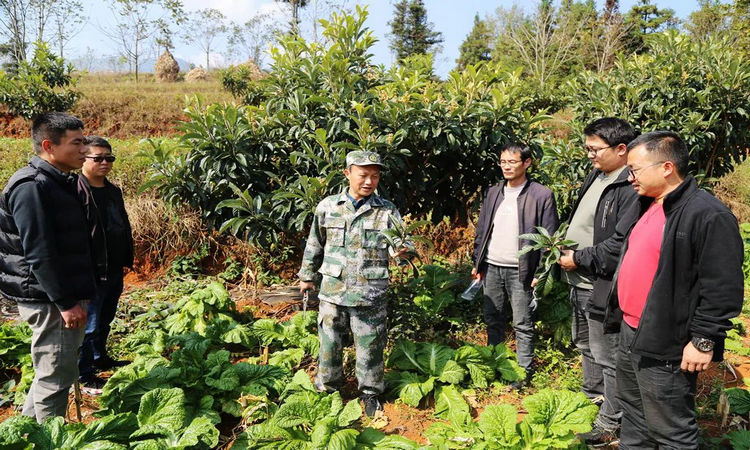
left=499, top=159, right=522, bottom=166
left=85, top=155, right=116, bottom=163
left=627, top=161, right=665, bottom=180
left=585, top=145, right=614, bottom=155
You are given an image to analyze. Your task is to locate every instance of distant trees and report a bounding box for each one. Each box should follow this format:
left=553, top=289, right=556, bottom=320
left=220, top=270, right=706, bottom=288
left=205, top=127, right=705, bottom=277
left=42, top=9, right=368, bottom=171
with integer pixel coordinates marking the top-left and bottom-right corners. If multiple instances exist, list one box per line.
left=623, top=0, right=679, bottom=52
left=388, top=0, right=443, bottom=63
left=275, top=0, right=308, bottom=36
left=456, top=14, right=491, bottom=71
left=103, top=0, right=185, bottom=81
left=185, top=8, right=226, bottom=70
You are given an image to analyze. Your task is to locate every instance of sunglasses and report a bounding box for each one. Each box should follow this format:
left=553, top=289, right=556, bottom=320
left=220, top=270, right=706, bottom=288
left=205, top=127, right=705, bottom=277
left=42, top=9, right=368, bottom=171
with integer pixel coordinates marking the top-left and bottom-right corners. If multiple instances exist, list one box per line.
left=85, top=155, right=116, bottom=163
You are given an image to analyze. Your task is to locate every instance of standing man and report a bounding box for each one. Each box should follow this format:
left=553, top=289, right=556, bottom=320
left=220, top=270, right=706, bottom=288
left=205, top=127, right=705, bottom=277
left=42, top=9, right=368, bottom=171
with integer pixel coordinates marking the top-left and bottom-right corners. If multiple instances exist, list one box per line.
left=472, top=143, right=559, bottom=388
left=557, top=117, right=639, bottom=446
left=77, top=136, right=134, bottom=394
left=298, top=151, right=407, bottom=417
left=0, top=112, right=96, bottom=421
left=607, top=131, right=743, bottom=448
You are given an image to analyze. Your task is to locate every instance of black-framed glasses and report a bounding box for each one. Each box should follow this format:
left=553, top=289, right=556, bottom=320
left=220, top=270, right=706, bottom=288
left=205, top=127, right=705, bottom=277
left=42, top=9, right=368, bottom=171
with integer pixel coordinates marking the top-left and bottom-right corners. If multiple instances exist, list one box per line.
left=585, top=145, right=614, bottom=155
left=627, top=161, right=665, bottom=179
left=85, top=155, right=116, bottom=163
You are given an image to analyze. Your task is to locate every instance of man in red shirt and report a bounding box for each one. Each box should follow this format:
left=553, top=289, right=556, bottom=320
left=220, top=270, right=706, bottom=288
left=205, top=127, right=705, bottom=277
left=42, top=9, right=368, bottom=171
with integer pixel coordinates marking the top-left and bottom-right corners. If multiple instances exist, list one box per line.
left=608, top=131, right=743, bottom=448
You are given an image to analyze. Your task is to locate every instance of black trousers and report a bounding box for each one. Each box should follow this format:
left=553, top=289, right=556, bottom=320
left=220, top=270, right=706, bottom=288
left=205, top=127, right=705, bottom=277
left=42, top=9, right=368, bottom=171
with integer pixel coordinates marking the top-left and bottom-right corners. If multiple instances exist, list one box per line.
left=617, top=323, right=698, bottom=449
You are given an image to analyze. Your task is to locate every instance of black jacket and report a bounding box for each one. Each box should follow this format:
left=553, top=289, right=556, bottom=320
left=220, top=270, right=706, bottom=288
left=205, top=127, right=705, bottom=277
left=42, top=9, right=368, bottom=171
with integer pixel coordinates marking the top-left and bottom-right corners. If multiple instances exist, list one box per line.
left=0, top=156, right=96, bottom=310
left=78, top=176, right=134, bottom=280
left=568, top=167, right=639, bottom=318
left=473, top=179, right=559, bottom=289
left=604, top=176, right=743, bottom=362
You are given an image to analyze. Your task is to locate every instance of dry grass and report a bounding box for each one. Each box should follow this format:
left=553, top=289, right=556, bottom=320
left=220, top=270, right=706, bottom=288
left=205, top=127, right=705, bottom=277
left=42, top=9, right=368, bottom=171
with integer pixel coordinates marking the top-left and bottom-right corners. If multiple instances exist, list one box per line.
left=715, top=157, right=750, bottom=223
left=0, top=73, right=235, bottom=139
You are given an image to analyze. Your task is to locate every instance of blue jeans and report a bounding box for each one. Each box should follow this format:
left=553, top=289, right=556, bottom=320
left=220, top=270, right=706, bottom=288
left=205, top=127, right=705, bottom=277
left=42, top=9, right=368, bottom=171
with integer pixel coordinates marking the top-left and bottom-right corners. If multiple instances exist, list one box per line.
left=482, top=265, right=535, bottom=372
left=78, top=269, right=124, bottom=377
left=571, top=286, right=621, bottom=430
left=617, top=323, right=698, bottom=449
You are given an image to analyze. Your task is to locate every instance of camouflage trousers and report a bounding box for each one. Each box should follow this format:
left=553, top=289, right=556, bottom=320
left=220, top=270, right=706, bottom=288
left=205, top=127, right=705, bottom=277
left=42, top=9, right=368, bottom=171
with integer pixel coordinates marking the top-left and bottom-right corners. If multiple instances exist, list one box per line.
left=315, top=300, right=387, bottom=396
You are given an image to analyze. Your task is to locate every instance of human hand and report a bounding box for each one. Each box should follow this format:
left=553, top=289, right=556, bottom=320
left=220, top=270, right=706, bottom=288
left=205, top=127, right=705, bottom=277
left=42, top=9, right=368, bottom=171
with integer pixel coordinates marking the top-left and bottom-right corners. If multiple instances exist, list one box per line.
left=558, top=249, right=577, bottom=272
left=60, top=303, right=87, bottom=329
left=531, top=278, right=538, bottom=287
left=471, top=267, right=483, bottom=281
left=680, top=341, right=713, bottom=373
left=299, top=280, right=315, bottom=295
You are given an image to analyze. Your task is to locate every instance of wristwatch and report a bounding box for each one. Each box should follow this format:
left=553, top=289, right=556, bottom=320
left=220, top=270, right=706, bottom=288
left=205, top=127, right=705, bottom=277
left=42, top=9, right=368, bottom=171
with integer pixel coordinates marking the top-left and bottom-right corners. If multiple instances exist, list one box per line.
left=691, top=336, right=714, bottom=352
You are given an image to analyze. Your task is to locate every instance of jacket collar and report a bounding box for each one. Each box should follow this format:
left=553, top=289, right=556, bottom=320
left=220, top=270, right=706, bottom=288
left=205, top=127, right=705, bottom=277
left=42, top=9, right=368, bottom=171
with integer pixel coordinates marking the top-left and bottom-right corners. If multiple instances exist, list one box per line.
left=335, top=191, right=385, bottom=207
left=638, top=175, right=698, bottom=216
left=30, top=155, right=78, bottom=187
left=591, top=166, right=630, bottom=185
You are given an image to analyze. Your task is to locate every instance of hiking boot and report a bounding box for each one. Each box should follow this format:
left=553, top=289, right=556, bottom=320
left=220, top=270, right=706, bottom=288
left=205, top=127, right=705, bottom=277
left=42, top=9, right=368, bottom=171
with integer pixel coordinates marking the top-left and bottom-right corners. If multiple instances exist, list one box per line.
left=361, top=394, right=383, bottom=417
left=577, top=425, right=620, bottom=447
left=79, top=374, right=107, bottom=396
left=94, top=356, right=129, bottom=372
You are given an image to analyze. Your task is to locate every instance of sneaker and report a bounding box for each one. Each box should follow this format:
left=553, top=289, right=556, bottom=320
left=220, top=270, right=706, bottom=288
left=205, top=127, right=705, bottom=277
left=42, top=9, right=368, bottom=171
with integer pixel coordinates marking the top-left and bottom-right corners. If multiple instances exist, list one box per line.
left=78, top=374, right=106, bottom=396
left=577, top=425, right=619, bottom=447
left=94, top=356, right=129, bottom=372
left=590, top=395, right=605, bottom=407
left=361, top=394, right=383, bottom=417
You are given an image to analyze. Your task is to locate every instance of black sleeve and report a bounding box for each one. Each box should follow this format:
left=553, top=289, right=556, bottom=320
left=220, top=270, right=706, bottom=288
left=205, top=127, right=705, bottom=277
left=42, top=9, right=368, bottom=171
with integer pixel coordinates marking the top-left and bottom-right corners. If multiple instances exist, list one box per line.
left=9, top=181, right=76, bottom=310
left=541, top=190, right=559, bottom=235
left=574, top=188, right=639, bottom=278
left=473, top=188, right=492, bottom=266
left=690, top=211, right=744, bottom=344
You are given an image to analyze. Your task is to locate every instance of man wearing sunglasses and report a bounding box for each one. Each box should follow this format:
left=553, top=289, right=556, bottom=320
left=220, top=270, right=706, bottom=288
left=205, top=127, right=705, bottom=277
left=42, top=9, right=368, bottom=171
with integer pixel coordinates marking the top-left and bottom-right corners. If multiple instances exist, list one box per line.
left=76, top=136, right=134, bottom=394
left=557, top=117, right=640, bottom=446
left=607, top=131, right=742, bottom=448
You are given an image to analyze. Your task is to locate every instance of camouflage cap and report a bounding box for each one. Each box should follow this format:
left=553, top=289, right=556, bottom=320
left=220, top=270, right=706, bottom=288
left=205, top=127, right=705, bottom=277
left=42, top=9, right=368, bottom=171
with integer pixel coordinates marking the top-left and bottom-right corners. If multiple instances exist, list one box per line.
left=346, top=150, right=384, bottom=167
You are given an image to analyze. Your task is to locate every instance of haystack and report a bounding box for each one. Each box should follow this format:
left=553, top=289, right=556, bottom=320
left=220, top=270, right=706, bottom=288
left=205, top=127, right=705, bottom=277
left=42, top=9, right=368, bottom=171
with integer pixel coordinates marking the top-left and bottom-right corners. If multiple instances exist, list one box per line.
left=154, top=50, right=179, bottom=82
left=185, top=67, right=210, bottom=82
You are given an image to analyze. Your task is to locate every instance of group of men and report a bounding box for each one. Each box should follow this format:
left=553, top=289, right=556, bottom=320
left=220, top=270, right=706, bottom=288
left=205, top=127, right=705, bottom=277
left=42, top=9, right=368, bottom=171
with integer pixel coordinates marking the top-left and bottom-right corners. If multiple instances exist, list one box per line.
left=0, top=111, right=742, bottom=449
left=300, top=117, right=744, bottom=449
left=0, top=112, right=133, bottom=421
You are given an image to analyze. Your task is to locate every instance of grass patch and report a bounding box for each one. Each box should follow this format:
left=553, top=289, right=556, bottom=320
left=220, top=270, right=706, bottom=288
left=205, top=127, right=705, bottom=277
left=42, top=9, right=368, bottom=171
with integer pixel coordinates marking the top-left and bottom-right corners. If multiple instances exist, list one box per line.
left=0, top=137, right=180, bottom=194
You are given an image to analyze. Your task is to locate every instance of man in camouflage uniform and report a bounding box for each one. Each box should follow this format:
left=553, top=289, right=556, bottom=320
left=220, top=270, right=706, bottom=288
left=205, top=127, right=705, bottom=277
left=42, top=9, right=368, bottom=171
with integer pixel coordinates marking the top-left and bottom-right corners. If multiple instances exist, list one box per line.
left=299, top=150, right=406, bottom=417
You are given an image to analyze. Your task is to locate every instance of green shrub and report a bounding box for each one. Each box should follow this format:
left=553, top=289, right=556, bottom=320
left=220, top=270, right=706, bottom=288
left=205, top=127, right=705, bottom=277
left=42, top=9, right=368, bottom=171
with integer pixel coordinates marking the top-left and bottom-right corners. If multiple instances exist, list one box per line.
left=145, top=7, right=548, bottom=248
left=0, top=42, right=80, bottom=120
left=566, top=31, right=750, bottom=180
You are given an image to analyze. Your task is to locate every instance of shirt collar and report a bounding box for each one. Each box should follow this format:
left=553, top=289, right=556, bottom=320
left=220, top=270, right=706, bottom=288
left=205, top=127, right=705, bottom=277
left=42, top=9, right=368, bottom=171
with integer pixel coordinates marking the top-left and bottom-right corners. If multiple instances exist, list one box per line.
left=345, top=191, right=371, bottom=210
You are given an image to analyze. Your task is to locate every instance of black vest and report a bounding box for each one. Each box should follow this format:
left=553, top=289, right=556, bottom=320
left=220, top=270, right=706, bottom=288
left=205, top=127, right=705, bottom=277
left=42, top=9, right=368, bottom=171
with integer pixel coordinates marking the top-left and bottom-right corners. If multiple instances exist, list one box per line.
left=0, top=157, right=96, bottom=307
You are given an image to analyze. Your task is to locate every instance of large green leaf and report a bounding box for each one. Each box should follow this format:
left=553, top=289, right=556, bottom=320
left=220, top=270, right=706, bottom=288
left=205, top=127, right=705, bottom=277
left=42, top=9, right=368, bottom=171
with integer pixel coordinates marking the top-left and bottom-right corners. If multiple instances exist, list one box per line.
left=64, top=413, right=138, bottom=448
left=337, top=399, right=363, bottom=427
left=433, top=384, right=471, bottom=424
left=137, top=388, right=187, bottom=433
left=175, top=416, right=219, bottom=448
left=385, top=371, right=435, bottom=407
left=521, top=389, right=597, bottom=437
left=416, top=342, right=455, bottom=377
left=436, top=359, right=466, bottom=385
left=478, top=404, right=520, bottom=447
left=725, top=388, right=750, bottom=415
left=327, top=429, right=358, bottom=450
left=726, top=430, right=750, bottom=450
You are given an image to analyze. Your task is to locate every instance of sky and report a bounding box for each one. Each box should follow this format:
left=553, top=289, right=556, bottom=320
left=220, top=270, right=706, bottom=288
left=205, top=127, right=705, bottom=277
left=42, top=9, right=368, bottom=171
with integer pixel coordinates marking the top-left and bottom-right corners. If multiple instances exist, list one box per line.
left=68, top=0, right=700, bottom=77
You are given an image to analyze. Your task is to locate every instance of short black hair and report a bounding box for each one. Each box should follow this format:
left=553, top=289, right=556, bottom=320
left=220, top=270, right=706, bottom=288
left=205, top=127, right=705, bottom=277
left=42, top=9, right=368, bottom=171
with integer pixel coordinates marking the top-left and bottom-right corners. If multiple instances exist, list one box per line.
left=583, top=117, right=638, bottom=147
left=31, top=112, right=84, bottom=154
left=84, top=135, right=112, bottom=152
left=501, top=143, right=532, bottom=161
left=626, top=131, right=689, bottom=178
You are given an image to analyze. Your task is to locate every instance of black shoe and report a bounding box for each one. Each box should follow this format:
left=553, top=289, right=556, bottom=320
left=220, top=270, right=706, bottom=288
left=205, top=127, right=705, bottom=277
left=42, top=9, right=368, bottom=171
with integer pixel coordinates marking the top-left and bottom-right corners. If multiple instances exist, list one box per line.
left=361, top=394, right=383, bottom=417
left=510, top=369, right=532, bottom=390
left=94, top=356, right=129, bottom=371
left=577, top=425, right=619, bottom=447
left=78, top=374, right=106, bottom=396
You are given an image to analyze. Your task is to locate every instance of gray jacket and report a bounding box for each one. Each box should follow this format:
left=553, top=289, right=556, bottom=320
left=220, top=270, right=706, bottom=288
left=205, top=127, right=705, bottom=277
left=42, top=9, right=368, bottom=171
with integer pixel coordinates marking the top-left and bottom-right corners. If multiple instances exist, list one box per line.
left=473, top=179, right=559, bottom=289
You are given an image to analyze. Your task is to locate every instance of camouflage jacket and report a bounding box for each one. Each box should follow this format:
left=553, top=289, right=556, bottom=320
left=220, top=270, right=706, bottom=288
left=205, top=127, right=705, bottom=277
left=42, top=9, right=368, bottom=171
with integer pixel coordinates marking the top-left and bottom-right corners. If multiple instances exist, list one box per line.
left=298, top=192, right=403, bottom=307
